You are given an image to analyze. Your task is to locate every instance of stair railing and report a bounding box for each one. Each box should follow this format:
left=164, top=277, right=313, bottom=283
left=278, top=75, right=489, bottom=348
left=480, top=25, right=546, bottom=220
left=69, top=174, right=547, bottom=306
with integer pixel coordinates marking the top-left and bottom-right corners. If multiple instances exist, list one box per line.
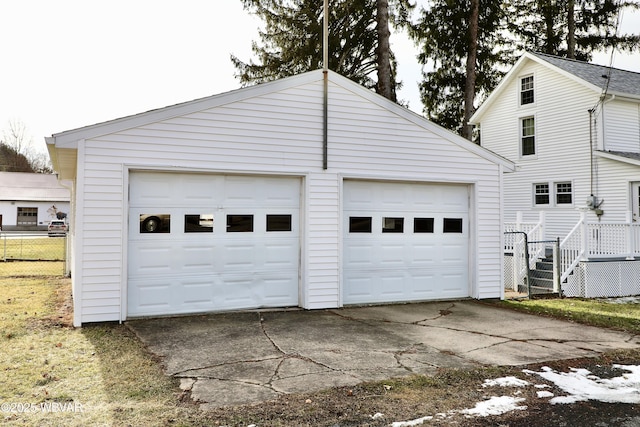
left=559, top=212, right=586, bottom=283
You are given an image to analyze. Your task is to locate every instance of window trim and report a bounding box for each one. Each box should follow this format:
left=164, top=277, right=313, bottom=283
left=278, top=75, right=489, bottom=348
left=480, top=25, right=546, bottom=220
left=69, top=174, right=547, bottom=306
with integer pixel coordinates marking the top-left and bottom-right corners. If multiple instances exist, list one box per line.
left=520, top=116, right=536, bottom=158
left=531, top=181, right=574, bottom=208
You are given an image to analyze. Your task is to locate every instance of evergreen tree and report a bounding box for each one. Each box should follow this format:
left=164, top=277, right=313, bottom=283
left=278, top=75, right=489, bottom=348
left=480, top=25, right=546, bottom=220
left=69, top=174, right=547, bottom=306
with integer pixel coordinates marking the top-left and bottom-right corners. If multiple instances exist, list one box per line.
left=508, top=0, right=640, bottom=61
left=231, top=0, right=412, bottom=99
left=408, top=0, right=509, bottom=134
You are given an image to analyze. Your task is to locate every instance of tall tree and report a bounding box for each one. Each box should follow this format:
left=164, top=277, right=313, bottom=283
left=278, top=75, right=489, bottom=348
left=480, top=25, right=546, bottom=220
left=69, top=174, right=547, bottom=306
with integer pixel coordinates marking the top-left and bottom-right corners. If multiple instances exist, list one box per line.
left=376, top=0, right=394, bottom=101
left=232, top=0, right=412, bottom=99
left=462, top=0, right=480, bottom=140
left=509, top=0, right=640, bottom=61
left=408, top=0, right=509, bottom=134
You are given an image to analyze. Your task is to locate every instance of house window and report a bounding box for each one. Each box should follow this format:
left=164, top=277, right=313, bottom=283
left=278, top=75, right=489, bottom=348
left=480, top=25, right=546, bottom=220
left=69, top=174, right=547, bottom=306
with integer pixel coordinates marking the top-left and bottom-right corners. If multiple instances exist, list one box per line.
left=521, top=117, right=535, bottom=156
left=17, top=207, right=38, bottom=225
left=534, top=183, right=549, bottom=205
left=521, top=75, right=534, bottom=105
left=556, top=182, right=573, bottom=205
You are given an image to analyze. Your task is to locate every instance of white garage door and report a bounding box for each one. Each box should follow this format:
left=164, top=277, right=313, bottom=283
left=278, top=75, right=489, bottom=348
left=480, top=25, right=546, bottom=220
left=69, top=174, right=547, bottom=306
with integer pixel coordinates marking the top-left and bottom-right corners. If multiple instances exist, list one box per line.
left=343, top=180, right=470, bottom=304
left=128, top=172, right=300, bottom=317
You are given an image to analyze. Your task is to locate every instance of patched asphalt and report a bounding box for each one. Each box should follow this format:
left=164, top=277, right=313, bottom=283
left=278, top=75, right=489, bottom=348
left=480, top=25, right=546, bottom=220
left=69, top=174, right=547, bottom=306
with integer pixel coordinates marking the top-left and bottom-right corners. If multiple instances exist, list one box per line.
left=126, top=301, right=640, bottom=409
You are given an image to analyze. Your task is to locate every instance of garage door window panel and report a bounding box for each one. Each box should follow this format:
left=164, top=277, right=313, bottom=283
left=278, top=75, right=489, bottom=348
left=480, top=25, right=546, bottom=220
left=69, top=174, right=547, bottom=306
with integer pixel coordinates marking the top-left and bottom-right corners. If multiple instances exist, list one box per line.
left=349, top=217, right=372, bottom=233
left=227, top=215, right=254, bottom=232
left=184, top=214, right=214, bottom=233
left=443, top=218, right=463, bottom=233
left=414, top=218, right=434, bottom=233
left=266, top=214, right=292, bottom=232
left=382, top=217, right=404, bottom=233
left=140, top=214, right=171, bottom=233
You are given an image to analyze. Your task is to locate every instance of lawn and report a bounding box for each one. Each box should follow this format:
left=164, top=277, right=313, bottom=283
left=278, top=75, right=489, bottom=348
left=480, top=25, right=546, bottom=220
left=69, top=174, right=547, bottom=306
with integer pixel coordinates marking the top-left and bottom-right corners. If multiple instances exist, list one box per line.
left=1, top=278, right=639, bottom=426
left=498, top=297, right=640, bottom=334
left=0, top=237, right=67, bottom=276
left=0, top=236, right=66, bottom=261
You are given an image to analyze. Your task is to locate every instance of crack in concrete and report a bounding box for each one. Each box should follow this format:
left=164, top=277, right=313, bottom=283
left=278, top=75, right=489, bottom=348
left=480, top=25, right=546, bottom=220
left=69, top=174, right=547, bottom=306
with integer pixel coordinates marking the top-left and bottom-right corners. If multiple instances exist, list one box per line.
left=328, top=302, right=458, bottom=325
left=172, top=356, right=282, bottom=377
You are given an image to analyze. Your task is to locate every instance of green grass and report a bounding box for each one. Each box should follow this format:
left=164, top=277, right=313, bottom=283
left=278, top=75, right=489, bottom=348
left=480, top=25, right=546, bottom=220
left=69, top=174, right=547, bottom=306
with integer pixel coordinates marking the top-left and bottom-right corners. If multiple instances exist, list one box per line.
left=499, top=297, right=640, bottom=333
left=1, top=237, right=66, bottom=261
left=0, top=277, right=210, bottom=426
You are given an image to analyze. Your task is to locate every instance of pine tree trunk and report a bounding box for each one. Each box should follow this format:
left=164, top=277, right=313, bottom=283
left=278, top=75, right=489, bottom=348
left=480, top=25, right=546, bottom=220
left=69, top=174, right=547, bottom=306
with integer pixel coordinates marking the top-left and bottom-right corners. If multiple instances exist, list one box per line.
left=567, top=0, right=576, bottom=58
left=376, top=0, right=394, bottom=101
left=462, top=0, right=480, bottom=141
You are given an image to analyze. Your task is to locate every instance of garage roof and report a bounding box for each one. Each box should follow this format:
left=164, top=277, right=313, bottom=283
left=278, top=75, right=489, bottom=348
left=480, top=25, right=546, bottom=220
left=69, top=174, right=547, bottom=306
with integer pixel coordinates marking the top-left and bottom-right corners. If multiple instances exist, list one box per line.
left=0, top=171, right=70, bottom=201
left=47, top=70, right=515, bottom=175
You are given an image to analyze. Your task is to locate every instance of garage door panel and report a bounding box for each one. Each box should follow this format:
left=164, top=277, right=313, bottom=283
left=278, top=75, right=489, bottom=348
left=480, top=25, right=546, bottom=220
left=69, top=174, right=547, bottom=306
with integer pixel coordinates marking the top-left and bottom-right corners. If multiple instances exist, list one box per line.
left=128, top=172, right=300, bottom=317
left=343, top=181, right=470, bottom=304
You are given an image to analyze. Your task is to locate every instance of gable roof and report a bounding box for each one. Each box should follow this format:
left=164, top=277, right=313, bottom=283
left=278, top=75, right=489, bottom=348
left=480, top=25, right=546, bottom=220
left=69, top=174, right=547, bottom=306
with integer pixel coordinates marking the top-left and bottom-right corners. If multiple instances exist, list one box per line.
left=470, top=51, right=640, bottom=124
left=0, top=172, right=70, bottom=201
left=47, top=69, right=514, bottom=176
left=530, top=52, right=640, bottom=97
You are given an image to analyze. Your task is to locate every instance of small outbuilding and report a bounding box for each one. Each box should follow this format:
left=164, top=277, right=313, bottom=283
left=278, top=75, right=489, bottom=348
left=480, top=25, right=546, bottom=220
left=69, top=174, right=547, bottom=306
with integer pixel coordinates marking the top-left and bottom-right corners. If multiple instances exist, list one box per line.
left=0, top=171, right=70, bottom=231
left=47, top=70, right=514, bottom=326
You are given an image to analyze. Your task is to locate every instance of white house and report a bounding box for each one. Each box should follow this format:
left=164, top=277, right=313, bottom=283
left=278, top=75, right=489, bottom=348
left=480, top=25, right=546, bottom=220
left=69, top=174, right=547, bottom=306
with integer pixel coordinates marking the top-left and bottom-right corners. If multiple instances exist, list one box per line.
left=47, top=70, right=514, bottom=327
left=0, top=172, right=70, bottom=231
left=470, top=52, right=640, bottom=297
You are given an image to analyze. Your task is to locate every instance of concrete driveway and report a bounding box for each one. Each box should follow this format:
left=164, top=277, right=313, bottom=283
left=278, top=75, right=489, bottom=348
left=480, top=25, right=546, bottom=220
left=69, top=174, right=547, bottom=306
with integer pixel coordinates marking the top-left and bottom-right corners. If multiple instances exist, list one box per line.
left=127, top=301, right=639, bottom=409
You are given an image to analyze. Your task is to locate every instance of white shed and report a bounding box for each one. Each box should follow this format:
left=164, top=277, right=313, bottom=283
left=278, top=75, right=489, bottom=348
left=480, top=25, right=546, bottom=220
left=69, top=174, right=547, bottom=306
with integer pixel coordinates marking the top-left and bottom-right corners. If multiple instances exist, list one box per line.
left=46, top=70, right=514, bottom=326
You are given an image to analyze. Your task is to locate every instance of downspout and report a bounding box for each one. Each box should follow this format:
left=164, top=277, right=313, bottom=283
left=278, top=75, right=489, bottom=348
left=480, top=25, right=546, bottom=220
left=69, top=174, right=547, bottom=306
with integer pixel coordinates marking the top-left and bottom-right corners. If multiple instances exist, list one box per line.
left=322, top=0, right=328, bottom=170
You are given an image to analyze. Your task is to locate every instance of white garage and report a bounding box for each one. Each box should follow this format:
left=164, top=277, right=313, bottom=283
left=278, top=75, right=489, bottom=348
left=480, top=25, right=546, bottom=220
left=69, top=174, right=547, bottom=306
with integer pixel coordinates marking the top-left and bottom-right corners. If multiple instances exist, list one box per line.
left=128, top=172, right=301, bottom=317
left=343, top=180, right=470, bottom=304
left=46, top=70, right=513, bottom=326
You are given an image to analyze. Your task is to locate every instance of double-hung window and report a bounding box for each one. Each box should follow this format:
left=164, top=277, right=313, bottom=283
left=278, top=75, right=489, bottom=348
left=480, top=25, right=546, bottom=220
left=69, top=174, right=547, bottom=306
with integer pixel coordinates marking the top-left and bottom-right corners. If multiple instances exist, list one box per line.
left=534, top=183, right=549, bottom=205
left=532, top=182, right=573, bottom=207
left=556, top=182, right=573, bottom=204
left=521, top=117, right=535, bottom=156
left=520, top=75, right=534, bottom=105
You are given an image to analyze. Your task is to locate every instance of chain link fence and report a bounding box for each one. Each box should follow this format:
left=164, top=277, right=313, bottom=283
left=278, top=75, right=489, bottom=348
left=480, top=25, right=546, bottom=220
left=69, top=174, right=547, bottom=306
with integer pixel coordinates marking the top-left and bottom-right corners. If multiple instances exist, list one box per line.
left=0, top=233, right=68, bottom=277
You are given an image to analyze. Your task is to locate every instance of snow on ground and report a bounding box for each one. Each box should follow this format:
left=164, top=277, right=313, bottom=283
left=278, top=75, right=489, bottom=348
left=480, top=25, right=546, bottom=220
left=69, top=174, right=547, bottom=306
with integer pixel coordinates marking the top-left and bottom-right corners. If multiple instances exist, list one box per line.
left=524, top=365, right=640, bottom=404
left=482, top=376, right=530, bottom=388
left=459, top=396, right=527, bottom=416
left=390, top=365, right=640, bottom=425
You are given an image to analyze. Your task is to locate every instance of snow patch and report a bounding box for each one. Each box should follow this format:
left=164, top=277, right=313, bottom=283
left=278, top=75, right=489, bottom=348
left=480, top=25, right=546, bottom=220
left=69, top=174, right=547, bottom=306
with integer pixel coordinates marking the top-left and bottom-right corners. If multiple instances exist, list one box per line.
left=460, top=396, right=527, bottom=417
left=524, top=365, right=640, bottom=404
left=537, top=390, right=555, bottom=398
left=482, top=376, right=530, bottom=388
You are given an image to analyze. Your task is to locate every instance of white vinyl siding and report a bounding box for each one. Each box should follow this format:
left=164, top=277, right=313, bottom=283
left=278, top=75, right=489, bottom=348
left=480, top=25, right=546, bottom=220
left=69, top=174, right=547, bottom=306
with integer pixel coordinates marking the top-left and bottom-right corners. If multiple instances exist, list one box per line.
left=479, top=60, right=600, bottom=238
left=60, top=72, right=507, bottom=324
left=602, top=100, right=640, bottom=153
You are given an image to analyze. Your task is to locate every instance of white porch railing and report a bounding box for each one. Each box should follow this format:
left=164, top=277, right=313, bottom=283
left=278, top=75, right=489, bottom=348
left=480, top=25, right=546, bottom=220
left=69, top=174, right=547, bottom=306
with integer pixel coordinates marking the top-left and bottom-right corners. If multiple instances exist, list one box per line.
left=559, top=211, right=640, bottom=283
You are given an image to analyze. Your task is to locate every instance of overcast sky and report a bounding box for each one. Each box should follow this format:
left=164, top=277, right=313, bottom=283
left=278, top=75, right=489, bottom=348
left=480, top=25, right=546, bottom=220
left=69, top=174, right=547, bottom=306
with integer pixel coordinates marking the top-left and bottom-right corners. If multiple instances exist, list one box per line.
left=1, top=1, right=639, bottom=157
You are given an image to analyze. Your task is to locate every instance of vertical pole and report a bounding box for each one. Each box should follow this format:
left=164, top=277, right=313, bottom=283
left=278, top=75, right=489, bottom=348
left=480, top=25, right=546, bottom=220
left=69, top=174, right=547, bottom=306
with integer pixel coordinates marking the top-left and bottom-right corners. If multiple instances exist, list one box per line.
left=626, top=211, right=635, bottom=260
left=524, top=233, right=531, bottom=298
left=553, top=237, right=561, bottom=294
left=580, top=211, right=589, bottom=261
left=322, top=0, right=328, bottom=170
